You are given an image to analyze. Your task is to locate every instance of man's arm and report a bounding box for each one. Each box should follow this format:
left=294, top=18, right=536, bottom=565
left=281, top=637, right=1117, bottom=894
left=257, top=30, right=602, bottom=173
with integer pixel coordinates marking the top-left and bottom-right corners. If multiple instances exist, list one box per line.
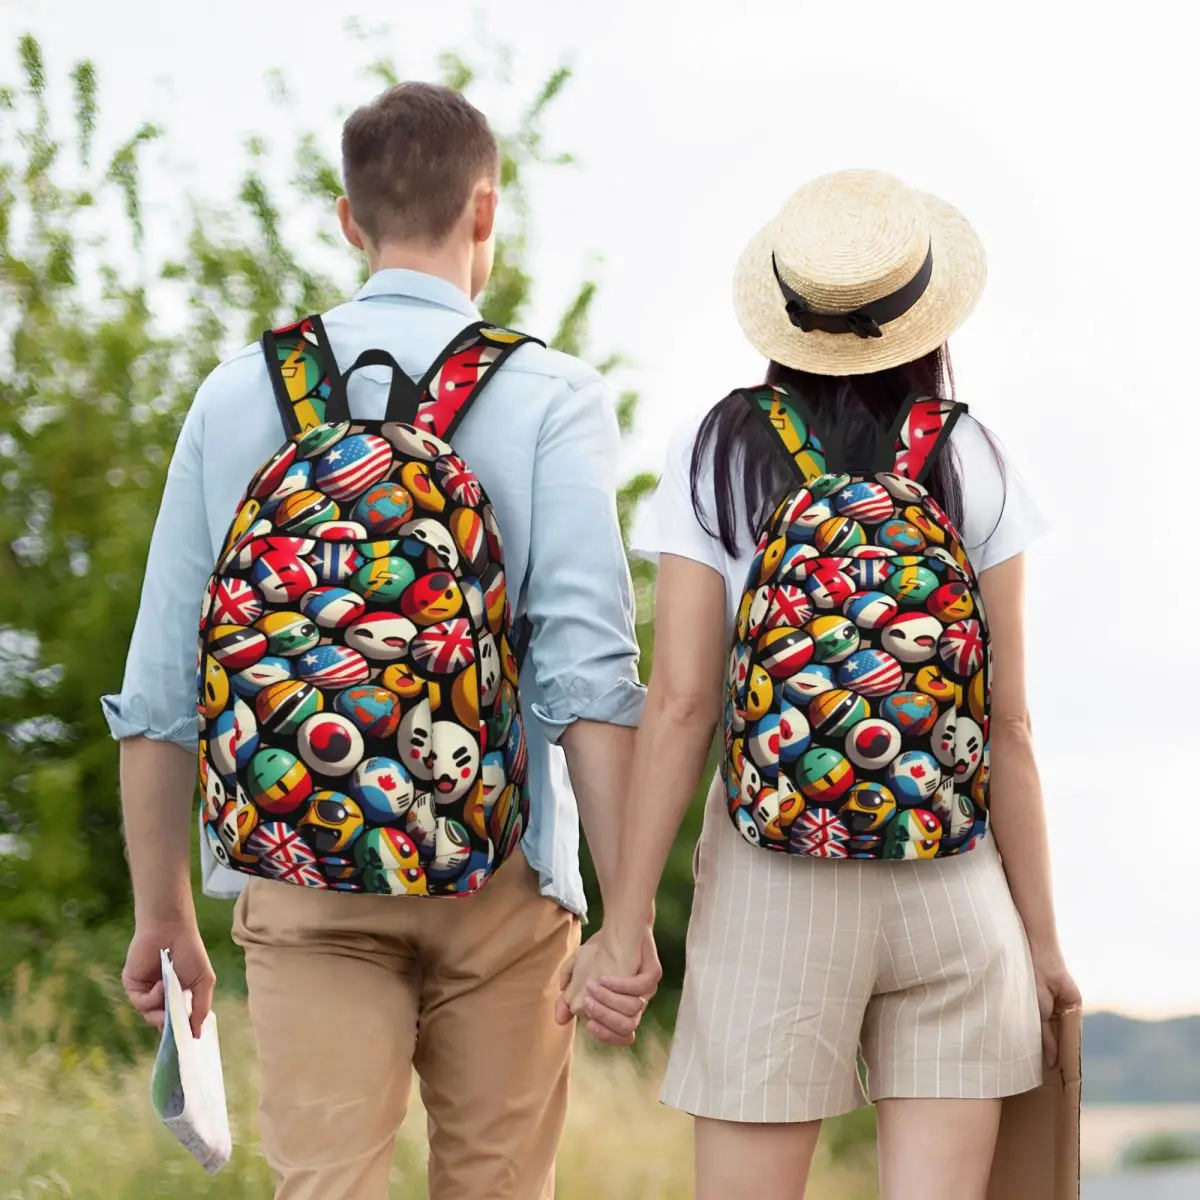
left=522, top=371, right=647, bottom=910
left=104, top=396, right=219, bottom=1037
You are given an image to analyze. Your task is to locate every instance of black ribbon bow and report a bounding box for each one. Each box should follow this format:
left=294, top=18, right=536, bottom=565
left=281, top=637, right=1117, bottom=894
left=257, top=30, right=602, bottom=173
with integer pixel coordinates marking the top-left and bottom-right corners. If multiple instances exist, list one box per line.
left=770, top=245, right=934, bottom=340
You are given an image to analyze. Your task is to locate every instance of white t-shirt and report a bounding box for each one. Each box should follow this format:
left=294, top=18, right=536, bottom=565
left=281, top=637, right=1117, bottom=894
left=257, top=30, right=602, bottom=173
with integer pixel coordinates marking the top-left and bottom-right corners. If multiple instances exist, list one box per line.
left=631, top=408, right=1047, bottom=624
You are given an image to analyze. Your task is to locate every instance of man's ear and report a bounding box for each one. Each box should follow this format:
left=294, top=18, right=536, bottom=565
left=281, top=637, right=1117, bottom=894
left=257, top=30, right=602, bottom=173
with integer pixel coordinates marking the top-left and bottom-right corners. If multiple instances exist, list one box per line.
left=473, top=179, right=498, bottom=245
left=337, top=196, right=366, bottom=251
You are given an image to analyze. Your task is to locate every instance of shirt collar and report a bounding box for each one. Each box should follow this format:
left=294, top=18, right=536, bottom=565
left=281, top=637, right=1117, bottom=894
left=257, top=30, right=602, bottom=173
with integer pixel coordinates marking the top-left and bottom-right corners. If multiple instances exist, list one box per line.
left=353, top=268, right=481, bottom=319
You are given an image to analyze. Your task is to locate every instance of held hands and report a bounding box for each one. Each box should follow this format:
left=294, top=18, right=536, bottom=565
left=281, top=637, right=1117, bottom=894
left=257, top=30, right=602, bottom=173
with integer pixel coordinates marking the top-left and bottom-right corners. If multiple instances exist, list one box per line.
left=1031, top=946, right=1082, bottom=1067
left=555, top=926, right=662, bottom=1047
left=122, top=919, right=215, bottom=1040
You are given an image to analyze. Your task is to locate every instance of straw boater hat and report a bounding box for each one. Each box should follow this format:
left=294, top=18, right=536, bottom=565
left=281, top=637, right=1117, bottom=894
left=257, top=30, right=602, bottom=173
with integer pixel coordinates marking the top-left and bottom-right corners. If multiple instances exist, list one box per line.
left=732, top=169, right=986, bottom=376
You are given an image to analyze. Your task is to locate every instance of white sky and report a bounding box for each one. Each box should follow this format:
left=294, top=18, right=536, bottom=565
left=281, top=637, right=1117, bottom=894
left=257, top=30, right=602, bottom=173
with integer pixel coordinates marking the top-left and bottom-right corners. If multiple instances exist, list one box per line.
left=4, top=0, right=1198, bottom=1017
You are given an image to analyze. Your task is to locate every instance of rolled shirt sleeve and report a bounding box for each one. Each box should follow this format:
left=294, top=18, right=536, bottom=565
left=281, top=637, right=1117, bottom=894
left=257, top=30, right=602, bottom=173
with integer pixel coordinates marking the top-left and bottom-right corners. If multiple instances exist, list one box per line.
left=523, top=374, right=646, bottom=740
left=100, top=392, right=216, bottom=749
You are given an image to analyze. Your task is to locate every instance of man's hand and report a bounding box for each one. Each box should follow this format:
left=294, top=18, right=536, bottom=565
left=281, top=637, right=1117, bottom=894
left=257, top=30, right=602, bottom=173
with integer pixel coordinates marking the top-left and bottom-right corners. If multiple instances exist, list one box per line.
left=123, top=920, right=215, bottom=1040
left=555, top=926, right=661, bottom=1047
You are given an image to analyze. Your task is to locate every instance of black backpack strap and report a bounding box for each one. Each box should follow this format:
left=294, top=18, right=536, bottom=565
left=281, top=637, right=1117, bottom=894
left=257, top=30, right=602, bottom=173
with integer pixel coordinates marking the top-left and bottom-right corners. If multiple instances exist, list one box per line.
left=741, top=384, right=831, bottom=485
left=385, top=322, right=544, bottom=439
left=883, top=396, right=968, bottom=483
left=261, top=315, right=351, bottom=437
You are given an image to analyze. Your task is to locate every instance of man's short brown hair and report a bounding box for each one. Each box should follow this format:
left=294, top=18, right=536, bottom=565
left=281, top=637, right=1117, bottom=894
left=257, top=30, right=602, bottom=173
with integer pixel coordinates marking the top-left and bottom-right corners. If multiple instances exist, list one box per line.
left=341, top=82, right=499, bottom=247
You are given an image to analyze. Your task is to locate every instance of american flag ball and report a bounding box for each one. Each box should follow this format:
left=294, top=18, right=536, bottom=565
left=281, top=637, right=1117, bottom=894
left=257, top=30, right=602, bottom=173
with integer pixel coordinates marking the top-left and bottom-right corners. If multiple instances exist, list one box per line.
left=435, top=455, right=484, bottom=507
left=836, top=649, right=905, bottom=697
left=833, top=480, right=895, bottom=524
left=314, top=434, right=394, bottom=502
left=296, top=644, right=371, bottom=689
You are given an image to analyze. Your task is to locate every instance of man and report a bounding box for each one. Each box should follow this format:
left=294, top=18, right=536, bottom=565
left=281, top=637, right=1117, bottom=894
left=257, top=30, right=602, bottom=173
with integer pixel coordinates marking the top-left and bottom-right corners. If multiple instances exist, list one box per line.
left=105, top=82, right=659, bottom=1199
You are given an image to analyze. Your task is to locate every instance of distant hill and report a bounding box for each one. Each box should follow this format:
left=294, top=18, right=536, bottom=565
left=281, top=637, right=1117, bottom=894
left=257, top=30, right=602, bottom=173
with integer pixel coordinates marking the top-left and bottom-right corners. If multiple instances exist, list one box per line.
left=1085, top=1013, right=1200, bottom=1104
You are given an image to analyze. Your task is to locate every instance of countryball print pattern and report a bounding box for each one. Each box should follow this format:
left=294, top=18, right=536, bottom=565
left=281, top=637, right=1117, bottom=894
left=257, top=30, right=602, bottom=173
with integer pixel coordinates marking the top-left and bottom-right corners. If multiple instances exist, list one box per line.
left=724, top=387, right=991, bottom=862
left=197, top=317, right=537, bottom=896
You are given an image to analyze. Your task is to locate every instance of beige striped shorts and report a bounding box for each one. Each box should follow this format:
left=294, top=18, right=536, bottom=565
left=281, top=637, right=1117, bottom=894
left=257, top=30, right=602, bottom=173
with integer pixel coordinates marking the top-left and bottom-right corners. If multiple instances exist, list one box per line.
left=661, top=777, right=1043, bottom=1123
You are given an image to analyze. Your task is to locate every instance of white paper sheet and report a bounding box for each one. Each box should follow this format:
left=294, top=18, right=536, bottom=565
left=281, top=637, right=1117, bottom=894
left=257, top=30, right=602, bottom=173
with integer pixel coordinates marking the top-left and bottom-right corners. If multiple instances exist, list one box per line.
left=149, top=948, right=232, bottom=1174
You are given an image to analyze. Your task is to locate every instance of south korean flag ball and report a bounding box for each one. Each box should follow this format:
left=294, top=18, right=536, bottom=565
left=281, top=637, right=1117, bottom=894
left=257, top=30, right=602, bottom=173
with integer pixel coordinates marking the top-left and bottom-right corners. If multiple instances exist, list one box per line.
left=845, top=718, right=902, bottom=770
left=297, top=713, right=366, bottom=776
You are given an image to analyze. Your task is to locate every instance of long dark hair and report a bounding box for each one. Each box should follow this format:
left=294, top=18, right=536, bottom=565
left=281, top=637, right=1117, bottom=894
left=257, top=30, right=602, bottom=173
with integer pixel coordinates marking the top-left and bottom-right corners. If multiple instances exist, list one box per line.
left=690, top=345, right=1000, bottom=556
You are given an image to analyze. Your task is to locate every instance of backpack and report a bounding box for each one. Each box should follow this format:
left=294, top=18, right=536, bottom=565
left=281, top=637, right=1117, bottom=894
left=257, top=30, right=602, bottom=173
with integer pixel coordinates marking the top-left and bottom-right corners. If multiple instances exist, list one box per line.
left=196, top=315, right=541, bottom=896
left=722, top=385, right=991, bottom=861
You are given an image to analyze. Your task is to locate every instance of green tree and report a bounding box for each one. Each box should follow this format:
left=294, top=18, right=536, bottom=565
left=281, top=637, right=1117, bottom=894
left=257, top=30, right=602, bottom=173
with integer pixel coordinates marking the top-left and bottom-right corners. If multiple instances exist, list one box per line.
left=0, top=30, right=716, bottom=1036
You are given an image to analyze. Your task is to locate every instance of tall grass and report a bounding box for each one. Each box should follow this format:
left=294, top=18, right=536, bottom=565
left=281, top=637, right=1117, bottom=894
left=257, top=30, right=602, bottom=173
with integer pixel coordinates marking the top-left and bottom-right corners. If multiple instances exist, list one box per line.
left=0, top=964, right=878, bottom=1198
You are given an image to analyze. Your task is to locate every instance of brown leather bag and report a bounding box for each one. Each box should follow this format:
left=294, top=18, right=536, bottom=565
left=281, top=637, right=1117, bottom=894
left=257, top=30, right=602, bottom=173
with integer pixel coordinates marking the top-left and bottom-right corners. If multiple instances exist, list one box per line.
left=987, top=1008, right=1082, bottom=1200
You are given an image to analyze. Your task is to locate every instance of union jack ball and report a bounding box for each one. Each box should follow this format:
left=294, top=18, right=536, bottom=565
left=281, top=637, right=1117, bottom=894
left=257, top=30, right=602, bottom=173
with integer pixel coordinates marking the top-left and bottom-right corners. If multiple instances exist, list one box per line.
left=939, top=619, right=985, bottom=678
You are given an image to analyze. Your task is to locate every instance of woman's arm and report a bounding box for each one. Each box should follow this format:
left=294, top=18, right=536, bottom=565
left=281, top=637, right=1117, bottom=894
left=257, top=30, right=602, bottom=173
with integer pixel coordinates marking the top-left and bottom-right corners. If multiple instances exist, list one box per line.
left=979, top=553, right=1081, bottom=1061
left=559, top=553, right=728, bottom=1019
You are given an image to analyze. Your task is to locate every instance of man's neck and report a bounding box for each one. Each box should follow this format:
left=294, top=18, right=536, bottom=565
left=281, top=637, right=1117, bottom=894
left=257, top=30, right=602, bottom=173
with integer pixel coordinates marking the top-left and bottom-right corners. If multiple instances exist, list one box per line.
left=367, top=242, right=473, bottom=300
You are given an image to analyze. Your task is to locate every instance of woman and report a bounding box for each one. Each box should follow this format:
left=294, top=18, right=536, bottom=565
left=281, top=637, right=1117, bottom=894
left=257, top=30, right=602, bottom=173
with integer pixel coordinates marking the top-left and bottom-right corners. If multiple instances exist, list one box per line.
left=561, top=170, right=1080, bottom=1200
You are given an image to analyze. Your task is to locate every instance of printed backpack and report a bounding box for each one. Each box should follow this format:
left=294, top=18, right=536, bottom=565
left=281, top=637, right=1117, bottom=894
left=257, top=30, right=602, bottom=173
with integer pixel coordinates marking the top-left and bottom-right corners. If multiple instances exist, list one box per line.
left=196, top=315, right=541, bottom=896
left=723, top=385, right=991, bottom=861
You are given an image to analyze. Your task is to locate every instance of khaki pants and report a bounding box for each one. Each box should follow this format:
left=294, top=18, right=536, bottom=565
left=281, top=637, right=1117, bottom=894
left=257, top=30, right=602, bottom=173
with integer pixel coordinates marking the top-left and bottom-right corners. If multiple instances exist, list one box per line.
left=232, top=853, right=580, bottom=1200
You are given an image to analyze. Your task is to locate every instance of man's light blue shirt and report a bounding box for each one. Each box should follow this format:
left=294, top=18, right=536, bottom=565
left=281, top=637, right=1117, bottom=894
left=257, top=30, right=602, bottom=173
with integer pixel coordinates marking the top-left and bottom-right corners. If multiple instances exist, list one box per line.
left=101, top=269, right=645, bottom=918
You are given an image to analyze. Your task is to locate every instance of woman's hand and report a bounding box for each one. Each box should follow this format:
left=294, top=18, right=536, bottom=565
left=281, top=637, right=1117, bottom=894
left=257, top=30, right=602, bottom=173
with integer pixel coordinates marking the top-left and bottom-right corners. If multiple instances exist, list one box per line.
left=1031, top=947, right=1081, bottom=1067
left=555, top=926, right=661, bottom=1046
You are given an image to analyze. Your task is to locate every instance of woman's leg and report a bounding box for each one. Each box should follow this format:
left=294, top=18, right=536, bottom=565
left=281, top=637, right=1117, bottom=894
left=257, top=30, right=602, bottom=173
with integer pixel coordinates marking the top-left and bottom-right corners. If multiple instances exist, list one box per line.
left=875, top=1098, right=1001, bottom=1200
left=695, top=1117, right=823, bottom=1200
